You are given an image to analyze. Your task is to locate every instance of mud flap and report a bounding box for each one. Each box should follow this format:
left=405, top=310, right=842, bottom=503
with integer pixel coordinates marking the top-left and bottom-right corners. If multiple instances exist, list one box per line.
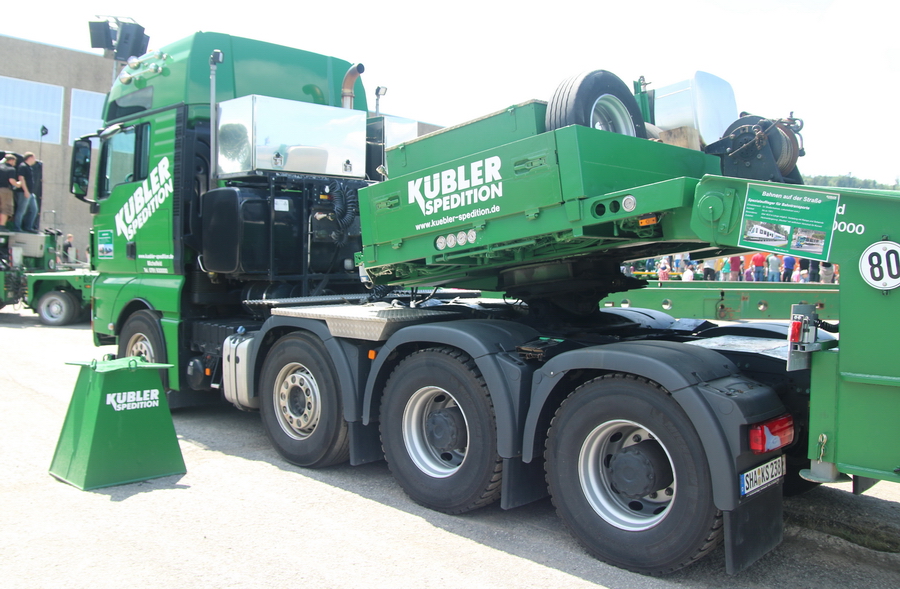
left=724, top=482, right=783, bottom=574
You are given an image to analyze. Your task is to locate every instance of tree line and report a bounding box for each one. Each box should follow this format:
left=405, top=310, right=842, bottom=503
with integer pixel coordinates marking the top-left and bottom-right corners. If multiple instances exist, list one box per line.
left=803, top=175, right=899, bottom=191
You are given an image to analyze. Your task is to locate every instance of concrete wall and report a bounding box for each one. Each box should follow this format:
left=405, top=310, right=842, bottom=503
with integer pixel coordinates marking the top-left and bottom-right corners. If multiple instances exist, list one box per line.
left=0, top=35, right=114, bottom=261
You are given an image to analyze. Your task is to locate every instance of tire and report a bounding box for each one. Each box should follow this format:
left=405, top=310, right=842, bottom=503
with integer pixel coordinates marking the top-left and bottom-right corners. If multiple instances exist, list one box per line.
left=380, top=347, right=502, bottom=514
left=118, top=310, right=166, bottom=363
left=546, top=70, right=647, bottom=138
left=259, top=332, right=349, bottom=468
left=545, top=374, right=722, bottom=575
left=36, top=290, right=79, bottom=326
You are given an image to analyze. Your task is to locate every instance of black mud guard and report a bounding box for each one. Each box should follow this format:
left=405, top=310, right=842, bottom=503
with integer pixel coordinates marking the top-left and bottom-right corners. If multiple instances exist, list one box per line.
left=250, top=315, right=365, bottom=423
left=522, top=340, right=787, bottom=512
left=361, top=319, right=540, bottom=459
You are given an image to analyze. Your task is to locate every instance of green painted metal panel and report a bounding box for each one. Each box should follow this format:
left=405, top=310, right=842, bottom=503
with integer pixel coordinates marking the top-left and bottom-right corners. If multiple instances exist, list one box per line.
left=809, top=350, right=900, bottom=482
left=554, top=125, right=719, bottom=205
left=386, top=101, right=548, bottom=176
left=49, top=357, right=185, bottom=490
left=601, top=281, right=840, bottom=320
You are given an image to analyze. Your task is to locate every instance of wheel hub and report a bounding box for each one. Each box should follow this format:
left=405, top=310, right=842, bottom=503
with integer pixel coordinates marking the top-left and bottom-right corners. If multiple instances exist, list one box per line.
left=607, top=440, right=674, bottom=499
left=402, top=386, right=469, bottom=478
left=579, top=420, right=676, bottom=531
left=127, top=335, right=154, bottom=360
left=425, top=407, right=467, bottom=452
left=275, top=364, right=321, bottom=439
left=590, top=94, right=636, bottom=137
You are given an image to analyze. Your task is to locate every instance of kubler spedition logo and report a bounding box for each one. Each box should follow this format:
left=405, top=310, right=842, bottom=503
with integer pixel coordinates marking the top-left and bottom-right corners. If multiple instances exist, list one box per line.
left=115, top=156, right=174, bottom=240
left=407, top=156, right=503, bottom=216
left=106, top=389, right=161, bottom=412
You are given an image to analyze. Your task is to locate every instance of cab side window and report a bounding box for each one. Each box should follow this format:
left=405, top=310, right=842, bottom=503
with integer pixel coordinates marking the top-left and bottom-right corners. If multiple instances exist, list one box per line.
left=98, top=123, right=149, bottom=199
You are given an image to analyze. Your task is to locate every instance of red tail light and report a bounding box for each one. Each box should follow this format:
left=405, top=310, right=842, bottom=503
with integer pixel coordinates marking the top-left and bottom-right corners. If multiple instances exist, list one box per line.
left=788, top=320, right=803, bottom=343
left=749, top=414, right=795, bottom=454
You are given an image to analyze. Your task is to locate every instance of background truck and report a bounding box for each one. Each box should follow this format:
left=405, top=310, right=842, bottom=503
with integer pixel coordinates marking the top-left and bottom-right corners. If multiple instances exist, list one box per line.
left=1, top=230, right=92, bottom=325
left=69, top=32, right=899, bottom=575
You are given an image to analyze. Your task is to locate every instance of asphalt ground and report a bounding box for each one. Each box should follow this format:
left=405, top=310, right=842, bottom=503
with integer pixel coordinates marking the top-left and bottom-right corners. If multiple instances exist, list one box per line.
left=2, top=306, right=899, bottom=588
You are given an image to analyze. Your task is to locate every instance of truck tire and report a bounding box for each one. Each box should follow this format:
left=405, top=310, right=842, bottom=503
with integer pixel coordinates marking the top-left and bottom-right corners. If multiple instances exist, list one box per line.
left=545, top=374, right=722, bottom=575
left=546, top=70, right=647, bottom=138
left=118, top=310, right=167, bottom=363
left=259, top=332, right=349, bottom=468
left=36, top=290, right=79, bottom=326
left=380, top=347, right=502, bottom=514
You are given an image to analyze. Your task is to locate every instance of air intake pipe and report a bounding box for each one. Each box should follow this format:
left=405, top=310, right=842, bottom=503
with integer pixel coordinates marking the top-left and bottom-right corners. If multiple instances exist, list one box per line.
left=341, top=63, right=365, bottom=109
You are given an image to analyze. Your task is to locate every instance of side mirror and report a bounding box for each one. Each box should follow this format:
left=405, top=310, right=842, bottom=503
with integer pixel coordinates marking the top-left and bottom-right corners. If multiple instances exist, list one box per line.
left=70, top=139, right=95, bottom=203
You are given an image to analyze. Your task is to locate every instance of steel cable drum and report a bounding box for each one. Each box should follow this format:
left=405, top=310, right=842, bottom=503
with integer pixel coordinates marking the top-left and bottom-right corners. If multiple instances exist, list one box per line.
left=722, top=116, right=801, bottom=177
left=770, top=121, right=801, bottom=177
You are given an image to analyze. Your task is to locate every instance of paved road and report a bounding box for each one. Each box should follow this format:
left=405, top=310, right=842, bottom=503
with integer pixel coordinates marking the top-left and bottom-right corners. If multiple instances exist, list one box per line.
left=2, top=307, right=899, bottom=588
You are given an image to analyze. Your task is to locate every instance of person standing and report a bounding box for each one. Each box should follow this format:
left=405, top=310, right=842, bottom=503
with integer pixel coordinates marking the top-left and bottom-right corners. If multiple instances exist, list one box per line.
left=61, top=234, right=75, bottom=262
left=729, top=255, right=743, bottom=281
left=809, top=260, right=820, bottom=282
left=14, top=152, right=38, bottom=233
left=681, top=264, right=695, bottom=281
left=820, top=262, right=835, bottom=283
left=658, top=260, right=670, bottom=280
left=781, top=254, right=796, bottom=282
left=766, top=253, right=781, bottom=282
left=0, top=153, right=18, bottom=228
left=751, top=251, right=766, bottom=282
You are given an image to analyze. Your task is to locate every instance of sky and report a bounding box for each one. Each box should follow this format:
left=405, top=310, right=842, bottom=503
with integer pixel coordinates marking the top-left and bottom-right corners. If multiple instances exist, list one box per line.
left=6, top=0, right=899, bottom=185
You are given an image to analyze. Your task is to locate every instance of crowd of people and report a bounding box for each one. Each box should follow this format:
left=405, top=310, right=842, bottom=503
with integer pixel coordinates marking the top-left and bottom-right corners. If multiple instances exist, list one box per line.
left=639, top=253, right=838, bottom=283
left=0, top=152, right=40, bottom=233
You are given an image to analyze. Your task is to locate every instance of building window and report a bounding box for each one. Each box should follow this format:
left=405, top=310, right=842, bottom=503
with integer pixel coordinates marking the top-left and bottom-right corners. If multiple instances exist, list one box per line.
left=69, top=89, right=107, bottom=145
left=0, top=75, right=63, bottom=143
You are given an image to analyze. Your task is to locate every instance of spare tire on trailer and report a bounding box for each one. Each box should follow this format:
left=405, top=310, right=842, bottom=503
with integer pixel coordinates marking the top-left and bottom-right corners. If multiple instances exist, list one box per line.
left=546, top=70, right=647, bottom=138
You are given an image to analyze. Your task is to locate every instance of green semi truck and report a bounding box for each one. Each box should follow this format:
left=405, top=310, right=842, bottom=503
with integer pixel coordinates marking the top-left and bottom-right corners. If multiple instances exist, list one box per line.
left=1, top=230, right=92, bottom=325
left=69, top=32, right=898, bottom=575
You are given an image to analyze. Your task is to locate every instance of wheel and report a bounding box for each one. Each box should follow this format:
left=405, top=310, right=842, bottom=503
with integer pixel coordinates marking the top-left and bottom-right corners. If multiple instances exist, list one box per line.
left=36, top=290, right=78, bottom=326
left=259, top=332, right=349, bottom=468
left=546, top=70, right=647, bottom=138
left=380, top=347, right=502, bottom=514
left=118, top=310, right=166, bottom=363
left=545, top=374, right=722, bottom=575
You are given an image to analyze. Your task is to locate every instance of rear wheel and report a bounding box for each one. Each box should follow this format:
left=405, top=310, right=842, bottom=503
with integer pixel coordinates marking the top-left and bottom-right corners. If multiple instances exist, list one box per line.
left=36, top=290, right=79, bottom=326
left=545, top=374, right=722, bottom=574
left=546, top=70, right=647, bottom=137
left=259, top=332, right=349, bottom=468
left=380, top=347, right=502, bottom=514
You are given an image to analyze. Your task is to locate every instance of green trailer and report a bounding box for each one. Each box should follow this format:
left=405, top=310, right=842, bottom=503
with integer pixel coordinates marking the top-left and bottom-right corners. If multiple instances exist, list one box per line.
left=69, top=33, right=897, bottom=576
left=1, top=230, right=93, bottom=325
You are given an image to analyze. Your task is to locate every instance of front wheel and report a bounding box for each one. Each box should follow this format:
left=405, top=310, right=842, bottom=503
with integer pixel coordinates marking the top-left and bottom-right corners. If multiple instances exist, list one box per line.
left=36, top=290, right=79, bottom=326
left=380, top=347, right=502, bottom=514
left=259, top=332, right=349, bottom=468
left=545, top=374, right=722, bottom=575
left=118, top=310, right=166, bottom=363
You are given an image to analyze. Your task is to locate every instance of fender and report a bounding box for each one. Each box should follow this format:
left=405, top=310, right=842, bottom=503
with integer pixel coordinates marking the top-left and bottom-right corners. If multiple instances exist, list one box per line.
left=361, top=319, right=539, bottom=458
left=248, top=315, right=365, bottom=423
left=522, top=340, right=786, bottom=511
